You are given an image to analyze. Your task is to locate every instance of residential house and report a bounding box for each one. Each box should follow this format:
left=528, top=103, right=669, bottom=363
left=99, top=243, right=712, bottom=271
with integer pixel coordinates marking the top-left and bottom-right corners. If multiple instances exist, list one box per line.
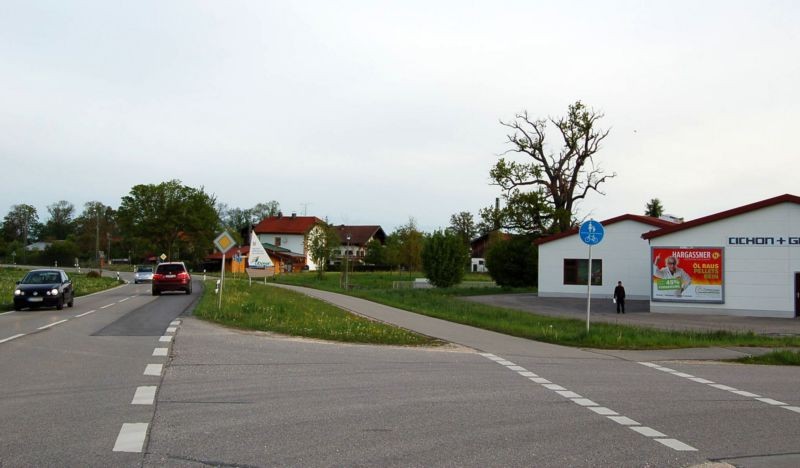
left=334, top=225, right=386, bottom=264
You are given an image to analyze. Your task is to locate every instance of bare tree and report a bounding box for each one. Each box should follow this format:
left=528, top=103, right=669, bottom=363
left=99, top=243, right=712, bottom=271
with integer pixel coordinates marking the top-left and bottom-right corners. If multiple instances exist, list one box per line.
left=489, top=101, right=615, bottom=233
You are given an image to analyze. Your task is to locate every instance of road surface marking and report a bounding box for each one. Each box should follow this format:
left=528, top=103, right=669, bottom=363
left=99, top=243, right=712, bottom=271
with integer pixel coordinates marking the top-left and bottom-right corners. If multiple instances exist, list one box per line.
left=144, top=364, right=163, bottom=376
left=131, top=386, right=157, bottom=405
left=170, top=319, right=181, bottom=325
left=159, top=335, right=173, bottom=343
left=518, top=371, right=538, bottom=377
left=608, top=416, right=640, bottom=426
left=542, top=384, right=566, bottom=391
left=153, top=348, right=169, bottom=357
left=572, top=398, right=599, bottom=407
left=166, top=327, right=177, bottom=333
left=654, top=439, right=697, bottom=451
left=689, top=377, right=714, bottom=384
left=118, top=298, right=129, bottom=303
left=112, top=423, right=148, bottom=452
left=630, top=426, right=667, bottom=438
left=100, top=304, right=114, bottom=309
left=482, top=354, right=697, bottom=452
left=75, top=310, right=96, bottom=317
left=0, top=311, right=15, bottom=316
left=588, top=407, right=618, bottom=416
left=756, top=398, right=787, bottom=406
left=638, top=362, right=796, bottom=416
left=0, top=334, right=25, bottom=344
left=37, top=319, right=68, bottom=330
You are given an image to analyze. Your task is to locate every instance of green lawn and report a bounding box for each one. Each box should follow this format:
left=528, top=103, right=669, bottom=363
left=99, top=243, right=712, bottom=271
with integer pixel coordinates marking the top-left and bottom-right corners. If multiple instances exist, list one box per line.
left=193, top=278, right=440, bottom=346
left=273, top=271, right=800, bottom=351
left=0, top=267, right=122, bottom=311
left=731, top=350, right=800, bottom=366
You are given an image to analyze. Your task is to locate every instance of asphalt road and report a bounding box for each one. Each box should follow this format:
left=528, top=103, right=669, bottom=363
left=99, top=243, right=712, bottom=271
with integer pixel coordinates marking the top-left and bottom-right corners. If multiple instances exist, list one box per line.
left=0, top=275, right=197, bottom=467
left=2, top=277, right=799, bottom=467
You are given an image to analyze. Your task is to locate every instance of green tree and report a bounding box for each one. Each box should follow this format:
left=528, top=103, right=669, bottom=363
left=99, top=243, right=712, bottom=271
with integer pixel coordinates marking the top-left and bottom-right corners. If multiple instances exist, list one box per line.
left=489, top=101, right=615, bottom=234
left=250, top=201, right=281, bottom=221
left=41, top=240, right=80, bottom=267
left=421, top=230, right=469, bottom=288
left=40, top=200, right=76, bottom=240
left=117, top=180, right=219, bottom=263
left=645, top=198, right=664, bottom=218
left=72, top=202, right=116, bottom=263
left=3, top=204, right=39, bottom=246
left=307, top=223, right=341, bottom=278
left=485, top=235, right=538, bottom=287
left=448, top=211, right=477, bottom=246
left=478, top=190, right=555, bottom=235
left=391, top=218, right=425, bottom=272
left=364, top=239, right=385, bottom=265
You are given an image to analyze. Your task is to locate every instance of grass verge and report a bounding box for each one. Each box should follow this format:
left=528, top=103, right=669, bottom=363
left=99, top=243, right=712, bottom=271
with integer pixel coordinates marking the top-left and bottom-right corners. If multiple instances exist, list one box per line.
left=193, top=279, right=439, bottom=346
left=731, top=350, right=800, bottom=366
left=274, top=272, right=800, bottom=351
left=0, top=267, right=122, bottom=311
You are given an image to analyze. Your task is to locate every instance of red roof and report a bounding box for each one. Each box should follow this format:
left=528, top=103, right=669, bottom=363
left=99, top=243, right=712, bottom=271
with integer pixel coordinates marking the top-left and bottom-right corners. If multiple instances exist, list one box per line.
left=535, top=214, right=675, bottom=245
left=335, top=225, right=386, bottom=246
left=642, top=194, right=800, bottom=240
left=253, top=216, right=323, bottom=235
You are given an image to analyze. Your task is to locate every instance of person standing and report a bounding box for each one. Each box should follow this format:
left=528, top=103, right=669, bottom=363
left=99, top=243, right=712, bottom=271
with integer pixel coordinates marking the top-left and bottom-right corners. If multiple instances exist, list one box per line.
left=614, top=281, right=626, bottom=314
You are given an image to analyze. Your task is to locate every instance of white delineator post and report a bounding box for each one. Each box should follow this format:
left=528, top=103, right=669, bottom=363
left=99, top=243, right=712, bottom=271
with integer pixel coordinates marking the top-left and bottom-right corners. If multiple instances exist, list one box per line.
left=218, top=252, right=225, bottom=309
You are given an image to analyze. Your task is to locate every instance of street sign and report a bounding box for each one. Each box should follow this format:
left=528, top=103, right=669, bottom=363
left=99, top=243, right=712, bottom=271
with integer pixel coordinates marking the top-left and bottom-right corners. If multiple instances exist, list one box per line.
left=160, top=253, right=167, bottom=261
left=579, top=220, right=605, bottom=245
left=214, top=231, right=236, bottom=254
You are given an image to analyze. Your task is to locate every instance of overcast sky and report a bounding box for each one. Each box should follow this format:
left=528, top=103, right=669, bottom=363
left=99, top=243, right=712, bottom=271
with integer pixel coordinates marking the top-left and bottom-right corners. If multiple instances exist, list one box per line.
left=2, top=1, right=799, bottom=233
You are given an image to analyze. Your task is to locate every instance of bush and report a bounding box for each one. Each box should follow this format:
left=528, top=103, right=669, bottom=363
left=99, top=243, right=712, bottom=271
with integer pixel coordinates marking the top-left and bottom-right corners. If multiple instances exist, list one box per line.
left=86, top=270, right=102, bottom=278
left=485, top=235, right=537, bottom=287
left=421, top=230, right=469, bottom=288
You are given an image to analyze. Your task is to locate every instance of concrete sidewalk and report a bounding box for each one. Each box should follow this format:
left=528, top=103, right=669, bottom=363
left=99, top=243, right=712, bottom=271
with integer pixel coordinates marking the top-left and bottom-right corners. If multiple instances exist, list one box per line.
left=271, top=284, right=781, bottom=362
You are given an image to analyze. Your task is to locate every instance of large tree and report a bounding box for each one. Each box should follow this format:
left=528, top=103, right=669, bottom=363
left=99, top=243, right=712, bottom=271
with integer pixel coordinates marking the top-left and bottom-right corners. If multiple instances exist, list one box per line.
left=387, top=218, right=425, bottom=272
left=3, top=204, right=39, bottom=246
left=40, top=200, right=76, bottom=240
left=307, top=223, right=341, bottom=278
left=73, top=201, right=115, bottom=262
left=489, top=101, right=614, bottom=234
left=448, top=211, right=477, bottom=247
left=117, top=180, right=219, bottom=262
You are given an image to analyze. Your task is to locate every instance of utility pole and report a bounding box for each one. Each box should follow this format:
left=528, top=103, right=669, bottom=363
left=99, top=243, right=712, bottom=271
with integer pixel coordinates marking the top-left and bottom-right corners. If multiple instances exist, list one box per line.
left=95, top=205, right=100, bottom=267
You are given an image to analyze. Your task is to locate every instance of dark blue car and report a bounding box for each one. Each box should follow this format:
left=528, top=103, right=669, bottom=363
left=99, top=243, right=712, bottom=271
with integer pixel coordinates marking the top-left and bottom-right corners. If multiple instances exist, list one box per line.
left=13, top=269, right=74, bottom=311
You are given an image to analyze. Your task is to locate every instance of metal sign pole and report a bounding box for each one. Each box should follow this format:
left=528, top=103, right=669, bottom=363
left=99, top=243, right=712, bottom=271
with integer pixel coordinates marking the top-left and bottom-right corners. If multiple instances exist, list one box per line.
left=219, top=252, right=225, bottom=309
left=586, top=244, right=592, bottom=332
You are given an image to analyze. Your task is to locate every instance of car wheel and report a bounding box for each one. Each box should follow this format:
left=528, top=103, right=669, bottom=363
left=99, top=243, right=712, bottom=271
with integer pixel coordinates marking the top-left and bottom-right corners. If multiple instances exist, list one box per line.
left=56, top=297, right=64, bottom=310
left=185, top=288, right=192, bottom=295
left=152, top=288, right=160, bottom=296
left=68, top=295, right=74, bottom=308
left=134, top=280, right=139, bottom=284
left=13, top=304, right=21, bottom=311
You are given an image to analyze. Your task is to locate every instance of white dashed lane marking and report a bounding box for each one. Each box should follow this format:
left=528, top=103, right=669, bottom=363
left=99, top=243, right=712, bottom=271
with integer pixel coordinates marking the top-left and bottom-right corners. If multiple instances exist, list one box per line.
left=100, top=304, right=114, bottom=309
left=0, top=334, right=26, bottom=344
left=37, top=319, right=68, bottom=330
left=166, top=327, right=177, bottom=333
left=159, top=335, right=173, bottom=343
left=153, top=348, right=169, bottom=357
left=143, top=364, right=163, bottom=376
left=112, top=423, right=148, bottom=452
left=480, top=353, right=697, bottom=452
left=639, top=362, right=799, bottom=416
left=75, top=310, right=96, bottom=317
left=118, top=298, right=129, bottom=303
left=131, top=386, right=157, bottom=405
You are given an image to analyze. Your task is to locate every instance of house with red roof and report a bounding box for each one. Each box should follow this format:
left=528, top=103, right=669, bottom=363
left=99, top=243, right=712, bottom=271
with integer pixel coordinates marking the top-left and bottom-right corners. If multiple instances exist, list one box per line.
left=333, top=225, right=386, bottom=264
left=252, top=213, right=325, bottom=271
left=536, top=214, right=676, bottom=300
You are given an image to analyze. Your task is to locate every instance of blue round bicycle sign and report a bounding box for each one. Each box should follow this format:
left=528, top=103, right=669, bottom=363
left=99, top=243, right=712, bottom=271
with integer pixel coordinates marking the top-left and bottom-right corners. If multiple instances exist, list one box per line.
left=579, top=220, right=604, bottom=245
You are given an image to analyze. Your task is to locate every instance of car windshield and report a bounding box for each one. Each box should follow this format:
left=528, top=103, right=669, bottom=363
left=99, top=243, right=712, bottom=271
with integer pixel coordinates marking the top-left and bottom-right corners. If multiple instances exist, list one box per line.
left=21, top=271, right=61, bottom=284
left=137, top=266, right=153, bottom=273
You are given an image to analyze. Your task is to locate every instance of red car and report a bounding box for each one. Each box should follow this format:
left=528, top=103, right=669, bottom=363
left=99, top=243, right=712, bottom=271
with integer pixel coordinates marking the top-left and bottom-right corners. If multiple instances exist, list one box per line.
left=151, top=262, right=192, bottom=295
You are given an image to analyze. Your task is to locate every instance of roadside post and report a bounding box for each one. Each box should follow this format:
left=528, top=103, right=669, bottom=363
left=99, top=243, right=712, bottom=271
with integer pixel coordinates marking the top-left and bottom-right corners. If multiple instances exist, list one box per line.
left=579, top=220, right=604, bottom=332
left=213, top=231, right=237, bottom=310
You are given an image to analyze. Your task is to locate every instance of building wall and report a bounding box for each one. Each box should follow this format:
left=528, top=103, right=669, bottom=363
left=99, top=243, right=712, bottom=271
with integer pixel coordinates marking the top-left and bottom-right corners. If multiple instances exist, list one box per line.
left=258, top=232, right=314, bottom=270
left=538, top=220, right=657, bottom=300
left=649, top=203, right=800, bottom=318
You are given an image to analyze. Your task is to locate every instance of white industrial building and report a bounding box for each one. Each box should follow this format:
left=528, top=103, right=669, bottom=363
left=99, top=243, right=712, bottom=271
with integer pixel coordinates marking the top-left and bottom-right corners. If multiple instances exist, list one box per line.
left=536, top=194, right=800, bottom=318
left=536, top=215, right=675, bottom=300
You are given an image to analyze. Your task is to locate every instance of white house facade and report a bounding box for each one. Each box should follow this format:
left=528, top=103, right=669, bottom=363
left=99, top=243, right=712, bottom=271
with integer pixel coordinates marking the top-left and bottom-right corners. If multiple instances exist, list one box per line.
left=643, top=194, right=800, bottom=318
left=537, top=215, right=675, bottom=300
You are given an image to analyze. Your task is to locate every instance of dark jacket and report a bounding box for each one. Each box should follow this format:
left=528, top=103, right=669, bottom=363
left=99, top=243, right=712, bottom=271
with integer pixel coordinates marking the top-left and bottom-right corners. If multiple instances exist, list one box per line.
left=614, top=285, right=626, bottom=299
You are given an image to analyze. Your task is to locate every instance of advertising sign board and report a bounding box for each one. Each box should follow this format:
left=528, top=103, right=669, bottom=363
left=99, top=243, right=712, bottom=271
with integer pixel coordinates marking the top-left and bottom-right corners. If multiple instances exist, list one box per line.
left=651, top=247, right=724, bottom=303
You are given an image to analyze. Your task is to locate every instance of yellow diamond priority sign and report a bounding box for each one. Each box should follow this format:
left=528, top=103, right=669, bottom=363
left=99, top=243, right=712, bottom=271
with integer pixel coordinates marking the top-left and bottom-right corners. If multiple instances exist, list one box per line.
left=214, top=231, right=236, bottom=254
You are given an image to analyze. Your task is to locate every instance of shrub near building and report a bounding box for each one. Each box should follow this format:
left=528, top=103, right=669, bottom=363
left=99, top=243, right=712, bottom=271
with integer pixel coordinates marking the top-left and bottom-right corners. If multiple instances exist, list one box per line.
left=421, top=230, right=469, bottom=288
left=485, top=235, right=537, bottom=287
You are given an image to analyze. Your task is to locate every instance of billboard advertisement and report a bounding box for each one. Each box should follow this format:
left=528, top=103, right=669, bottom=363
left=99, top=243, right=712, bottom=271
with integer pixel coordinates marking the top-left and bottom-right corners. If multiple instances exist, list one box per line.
left=651, top=247, right=724, bottom=303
